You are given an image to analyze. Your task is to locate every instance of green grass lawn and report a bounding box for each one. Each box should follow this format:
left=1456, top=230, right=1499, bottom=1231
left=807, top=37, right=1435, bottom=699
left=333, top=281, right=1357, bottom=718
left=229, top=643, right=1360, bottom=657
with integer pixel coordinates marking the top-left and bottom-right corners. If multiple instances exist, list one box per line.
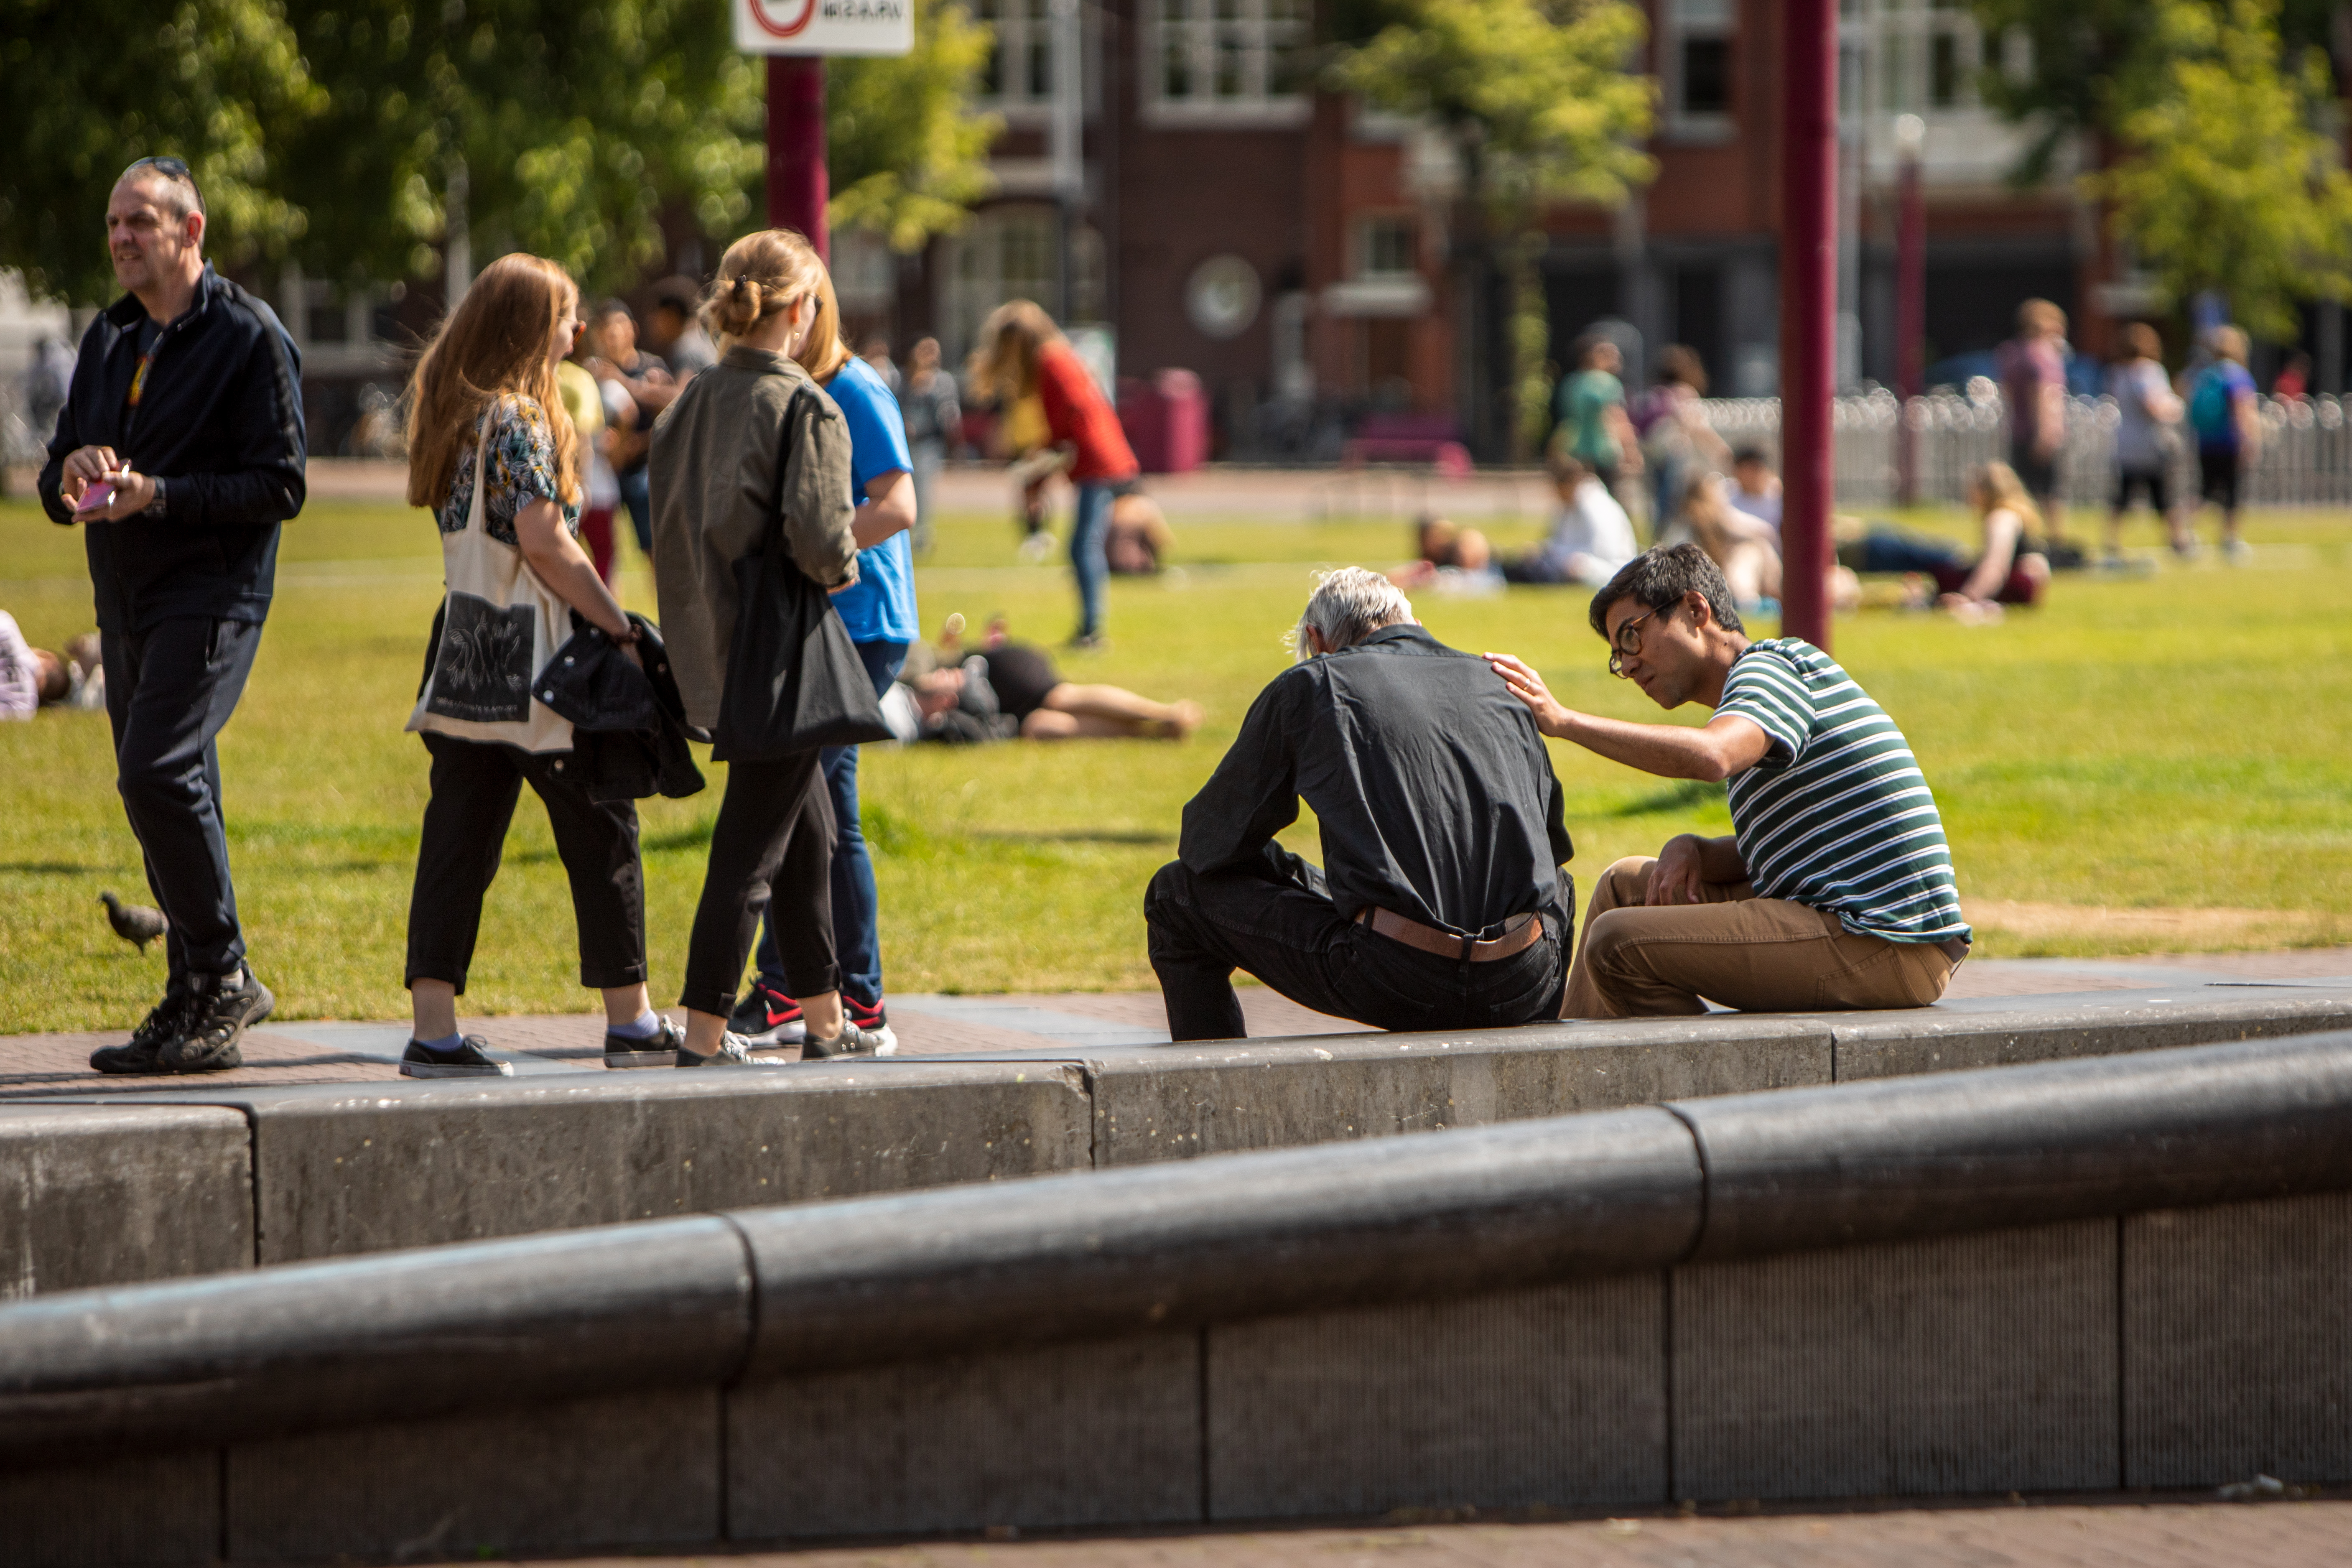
left=4, top=484, right=2349, bottom=1033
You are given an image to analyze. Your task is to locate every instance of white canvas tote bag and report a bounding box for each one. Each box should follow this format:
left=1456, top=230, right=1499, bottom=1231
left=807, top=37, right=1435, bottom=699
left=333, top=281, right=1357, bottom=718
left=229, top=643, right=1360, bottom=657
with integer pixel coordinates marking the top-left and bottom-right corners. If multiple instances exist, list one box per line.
left=406, top=414, right=576, bottom=753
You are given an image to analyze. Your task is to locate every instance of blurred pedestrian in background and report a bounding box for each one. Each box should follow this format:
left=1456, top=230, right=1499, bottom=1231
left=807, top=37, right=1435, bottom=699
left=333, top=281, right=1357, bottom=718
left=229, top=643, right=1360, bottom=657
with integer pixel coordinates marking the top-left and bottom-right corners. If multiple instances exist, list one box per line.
left=729, top=252, right=919, bottom=1054
left=1679, top=473, right=1783, bottom=613
left=2103, top=322, right=2187, bottom=561
left=968, top=300, right=1139, bottom=648
left=648, top=278, right=718, bottom=380
left=1998, top=299, right=2072, bottom=545
left=554, top=326, right=619, bottom=584
left=651, top=229, right=888, bottom=1065
left=398, top=254, right=665, bottom=1079
left=1551, top=334, right=1641, bottom=504
left=23, top=336, right=74, bottom=449
left=0, top=609, right=69, bottom=719
left=897, top=336, right=959, bottom=556
left=859, top=335, right=901, bottom=393
left=1727, top=446, right=1782, bottom=537
left=2272, top=351, right=2311, bottom=401
left=1499, top=455, right=1637, bottom=587
left=2185, top=325, right=2261, bottom=563
left=586, top=299, right=675, bottom=579
left=39, top=156, right=305, bottom=1076
left=1631, top=344, right=1729, bottom=542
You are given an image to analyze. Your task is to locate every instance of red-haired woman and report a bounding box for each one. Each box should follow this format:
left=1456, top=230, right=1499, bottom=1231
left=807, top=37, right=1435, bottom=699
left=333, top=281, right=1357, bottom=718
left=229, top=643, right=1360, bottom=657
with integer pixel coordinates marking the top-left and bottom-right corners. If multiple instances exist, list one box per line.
left=966, top=301, right=1138, bottom=647
left=398, top=252, right=673, bottom=1077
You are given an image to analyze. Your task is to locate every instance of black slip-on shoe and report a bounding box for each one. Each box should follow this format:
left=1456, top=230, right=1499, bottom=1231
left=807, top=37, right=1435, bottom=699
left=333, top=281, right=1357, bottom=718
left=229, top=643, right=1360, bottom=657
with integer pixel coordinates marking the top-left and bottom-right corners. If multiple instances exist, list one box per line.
left=605, top=1014, right=687, bottom=1070
left=801, top=1021, right=889, bottom=1060
left=400, top=1035, right=515, bottom=1078
left=675, top=1034, right=782, bottom=1068
left=160, top=966, right=273, bottom=1073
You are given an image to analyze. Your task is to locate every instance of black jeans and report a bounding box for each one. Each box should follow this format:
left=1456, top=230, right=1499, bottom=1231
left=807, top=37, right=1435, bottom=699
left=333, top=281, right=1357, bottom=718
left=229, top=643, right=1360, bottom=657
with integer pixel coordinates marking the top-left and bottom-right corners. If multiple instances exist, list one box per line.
left=406, top=733, right=647, bottom=994
left=681, top=751, right=838, bottom=1017
left=1144, top=847, right=1572, bottom=1042
left=102, top=615, right=265, bottom=985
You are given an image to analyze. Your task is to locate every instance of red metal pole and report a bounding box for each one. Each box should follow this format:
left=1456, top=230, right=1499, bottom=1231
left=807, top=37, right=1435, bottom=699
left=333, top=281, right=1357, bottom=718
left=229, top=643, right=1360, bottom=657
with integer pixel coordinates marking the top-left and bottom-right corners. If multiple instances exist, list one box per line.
left=1896, top=140, right=1925, bottom=505
left=767, top=56, right=829, bottom=262
left=1779, top=0, right=1837, bottom=650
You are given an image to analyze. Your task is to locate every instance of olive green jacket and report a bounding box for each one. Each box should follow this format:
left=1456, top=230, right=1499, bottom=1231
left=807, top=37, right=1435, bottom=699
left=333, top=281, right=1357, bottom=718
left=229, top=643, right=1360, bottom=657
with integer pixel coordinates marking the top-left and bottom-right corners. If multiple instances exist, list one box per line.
left=648, top=345, right=859, bottom=730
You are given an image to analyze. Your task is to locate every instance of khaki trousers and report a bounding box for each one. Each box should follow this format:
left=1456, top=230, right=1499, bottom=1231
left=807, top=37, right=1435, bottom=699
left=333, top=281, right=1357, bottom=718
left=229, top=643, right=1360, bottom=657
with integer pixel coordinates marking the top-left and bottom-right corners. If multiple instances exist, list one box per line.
left=1561, top=856, right=1960, bottom=1019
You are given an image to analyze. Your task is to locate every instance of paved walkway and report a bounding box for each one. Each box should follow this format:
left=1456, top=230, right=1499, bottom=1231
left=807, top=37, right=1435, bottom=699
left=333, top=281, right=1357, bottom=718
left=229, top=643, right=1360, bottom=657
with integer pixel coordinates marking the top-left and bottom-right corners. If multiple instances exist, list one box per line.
left=459, top=1493, right=2352, bottom=1568
left=7, top=949, right=2349, bottom=1100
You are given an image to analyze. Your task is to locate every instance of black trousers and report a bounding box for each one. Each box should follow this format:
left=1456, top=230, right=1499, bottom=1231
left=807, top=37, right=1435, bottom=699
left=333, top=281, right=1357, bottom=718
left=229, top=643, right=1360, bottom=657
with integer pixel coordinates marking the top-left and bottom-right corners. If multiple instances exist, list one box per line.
left=1144, top=847, right=1572, bottom=1042
left=102, top=616, right=265, bottom=985
left=681, top=751, right=838, bottom=1017
left=405, top=733, right=647, bottom=994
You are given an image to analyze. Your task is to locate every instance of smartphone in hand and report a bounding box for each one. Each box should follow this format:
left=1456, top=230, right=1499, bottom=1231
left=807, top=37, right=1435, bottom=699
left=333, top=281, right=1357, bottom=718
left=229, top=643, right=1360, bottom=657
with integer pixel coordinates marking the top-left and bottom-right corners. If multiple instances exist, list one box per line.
left=72, top=480, right=118, bottom=515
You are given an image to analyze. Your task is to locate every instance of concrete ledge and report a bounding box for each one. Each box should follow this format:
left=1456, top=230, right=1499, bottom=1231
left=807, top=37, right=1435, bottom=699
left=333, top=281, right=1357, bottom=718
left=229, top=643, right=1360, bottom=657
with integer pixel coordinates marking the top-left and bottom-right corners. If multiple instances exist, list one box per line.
left=2123, top=1191, right=2352, bottom=1487
left=1829, top=987, right=2352, bottom=1079
left=0, top=1104, right=252, bottom=1296
left=105, top=1060, right=1094, bottom=1262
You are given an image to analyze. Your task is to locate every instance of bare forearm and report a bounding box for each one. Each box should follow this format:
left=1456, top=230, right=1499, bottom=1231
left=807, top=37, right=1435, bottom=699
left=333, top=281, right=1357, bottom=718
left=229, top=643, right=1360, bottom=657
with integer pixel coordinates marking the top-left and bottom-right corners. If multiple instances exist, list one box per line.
left=1557, top=710, right=1739, bottom=781
left=519, top=520, right=629, bottom=637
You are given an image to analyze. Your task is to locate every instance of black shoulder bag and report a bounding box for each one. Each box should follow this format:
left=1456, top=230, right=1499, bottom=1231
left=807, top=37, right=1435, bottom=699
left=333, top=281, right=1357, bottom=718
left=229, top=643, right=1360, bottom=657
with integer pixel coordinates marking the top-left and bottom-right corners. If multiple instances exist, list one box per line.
left=710, top=382, right=894, bottom=762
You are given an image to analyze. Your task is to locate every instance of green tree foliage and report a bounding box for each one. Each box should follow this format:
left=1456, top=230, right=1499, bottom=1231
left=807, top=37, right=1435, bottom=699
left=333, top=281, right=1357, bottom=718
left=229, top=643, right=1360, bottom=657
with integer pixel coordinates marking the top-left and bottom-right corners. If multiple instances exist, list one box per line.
left=277, top=0, right=764, bottom=296
left=828, top=0, right=1001, bottom=254
left=0, top=0, right=325, bottom=302
left=1332, top=0, right=1654, bottom=456
left=2095, top=0, right=2352, bottom=340
left=1972, top=0, right=2352, bottom=337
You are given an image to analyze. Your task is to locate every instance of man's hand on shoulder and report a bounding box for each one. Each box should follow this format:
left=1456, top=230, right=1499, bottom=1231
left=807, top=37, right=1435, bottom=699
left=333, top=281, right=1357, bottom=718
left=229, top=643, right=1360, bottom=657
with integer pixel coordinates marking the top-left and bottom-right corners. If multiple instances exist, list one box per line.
left=1483, top=652, right=1573, bottom=738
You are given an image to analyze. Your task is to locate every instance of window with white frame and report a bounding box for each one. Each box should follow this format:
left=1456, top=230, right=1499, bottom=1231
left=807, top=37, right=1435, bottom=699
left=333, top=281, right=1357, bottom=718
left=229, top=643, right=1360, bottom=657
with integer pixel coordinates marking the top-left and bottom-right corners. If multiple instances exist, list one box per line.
left=1842, top=0, right=1991, bottom=115
left=1142, top=0, right=1310, bottom=126
left=974, top=0, right=1055, bottom=109
left=1665, top=0, right=1735, bottom=126
left=1357, top=217, right=1417, bottom=280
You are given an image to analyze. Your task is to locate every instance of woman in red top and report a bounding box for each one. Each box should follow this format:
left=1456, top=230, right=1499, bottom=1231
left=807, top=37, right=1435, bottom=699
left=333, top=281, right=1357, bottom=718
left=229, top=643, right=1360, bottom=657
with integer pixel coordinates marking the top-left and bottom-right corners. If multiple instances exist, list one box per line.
left=970, top=301, right=1139, bottom=645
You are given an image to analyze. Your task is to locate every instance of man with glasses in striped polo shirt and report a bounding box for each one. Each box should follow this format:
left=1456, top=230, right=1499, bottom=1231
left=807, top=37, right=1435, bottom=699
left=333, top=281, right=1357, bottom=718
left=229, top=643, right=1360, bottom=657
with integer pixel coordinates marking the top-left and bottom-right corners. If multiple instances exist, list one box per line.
left=1485, top=543, right=1970, bottom=1018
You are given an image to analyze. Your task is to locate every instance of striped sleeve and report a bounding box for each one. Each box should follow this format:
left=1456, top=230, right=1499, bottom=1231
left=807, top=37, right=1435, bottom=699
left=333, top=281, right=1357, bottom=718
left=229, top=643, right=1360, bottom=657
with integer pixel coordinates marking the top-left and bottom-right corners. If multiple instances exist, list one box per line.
left=1716, top=649, right=1814, bottom=765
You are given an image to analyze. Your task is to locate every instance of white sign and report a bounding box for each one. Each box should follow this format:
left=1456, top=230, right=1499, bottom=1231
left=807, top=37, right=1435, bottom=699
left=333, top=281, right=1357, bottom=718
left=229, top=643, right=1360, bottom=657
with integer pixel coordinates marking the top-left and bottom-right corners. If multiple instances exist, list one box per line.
left=734, top=0, right=912, bottom=55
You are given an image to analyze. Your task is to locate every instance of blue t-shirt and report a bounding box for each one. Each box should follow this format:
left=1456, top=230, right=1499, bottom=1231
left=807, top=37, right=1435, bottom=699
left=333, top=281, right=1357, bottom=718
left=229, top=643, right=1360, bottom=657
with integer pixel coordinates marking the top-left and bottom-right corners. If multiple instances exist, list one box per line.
left=823, top=356, right=919, bottom=645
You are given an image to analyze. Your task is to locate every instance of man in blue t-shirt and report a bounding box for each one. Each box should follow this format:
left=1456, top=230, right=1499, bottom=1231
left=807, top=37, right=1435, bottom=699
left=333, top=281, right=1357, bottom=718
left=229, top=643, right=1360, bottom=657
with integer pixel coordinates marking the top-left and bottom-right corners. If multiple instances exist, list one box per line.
left=2186, top=325, right=2261, bottom=564
left=1485, top=543, right=1970, bottom=1018
left=732, top=347, right=920, bottom=1051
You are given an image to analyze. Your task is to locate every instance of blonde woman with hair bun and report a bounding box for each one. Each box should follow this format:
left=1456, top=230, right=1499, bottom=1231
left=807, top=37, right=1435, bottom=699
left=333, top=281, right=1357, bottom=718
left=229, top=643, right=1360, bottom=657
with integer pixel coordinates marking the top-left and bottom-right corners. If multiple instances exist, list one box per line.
left=720, top=234, right=922, bottom=1053
left=648, top=228, right=886, bottom=1065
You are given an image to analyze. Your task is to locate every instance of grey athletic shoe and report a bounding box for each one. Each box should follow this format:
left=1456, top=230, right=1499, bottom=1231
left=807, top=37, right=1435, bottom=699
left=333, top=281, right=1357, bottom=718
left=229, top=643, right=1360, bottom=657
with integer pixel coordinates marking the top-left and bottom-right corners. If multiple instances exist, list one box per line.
left=161, top=965, right=272, bottom=1073
left=675, top=1033, right=782, bottom=1068
left=802, top=1021, right=890, bottom=1060
left=400, top=1035, right=515, bottom=1078
left=605, top=1014, right=687, bottom=1070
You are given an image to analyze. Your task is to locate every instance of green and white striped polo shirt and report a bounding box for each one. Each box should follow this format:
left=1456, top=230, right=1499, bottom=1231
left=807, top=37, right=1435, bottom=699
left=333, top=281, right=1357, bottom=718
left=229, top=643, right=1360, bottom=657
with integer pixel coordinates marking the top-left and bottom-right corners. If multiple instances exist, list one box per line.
left=1714, top=638, right=1970, bottom=945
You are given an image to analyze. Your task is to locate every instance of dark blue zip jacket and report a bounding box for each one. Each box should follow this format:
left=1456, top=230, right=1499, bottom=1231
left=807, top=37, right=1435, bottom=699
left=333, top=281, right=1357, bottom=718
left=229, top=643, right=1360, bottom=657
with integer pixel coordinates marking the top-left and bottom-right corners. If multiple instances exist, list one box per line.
left=36, top=266, right=306, bottom=634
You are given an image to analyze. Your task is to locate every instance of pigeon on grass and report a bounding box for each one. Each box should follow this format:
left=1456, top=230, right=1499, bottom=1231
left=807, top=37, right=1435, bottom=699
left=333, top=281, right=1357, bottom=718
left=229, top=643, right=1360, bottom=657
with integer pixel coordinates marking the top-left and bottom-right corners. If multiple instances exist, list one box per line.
left=100, top=891, right=168, bottom=953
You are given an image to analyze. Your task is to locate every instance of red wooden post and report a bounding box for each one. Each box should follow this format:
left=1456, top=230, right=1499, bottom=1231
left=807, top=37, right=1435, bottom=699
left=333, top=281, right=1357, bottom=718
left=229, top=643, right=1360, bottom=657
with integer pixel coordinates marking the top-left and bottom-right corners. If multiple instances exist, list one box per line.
left=1895, top=114, right=1925, bottom=506
left=767, top=56, right=829, bottom=261
left=1779, top=0, right=1838, bottom=650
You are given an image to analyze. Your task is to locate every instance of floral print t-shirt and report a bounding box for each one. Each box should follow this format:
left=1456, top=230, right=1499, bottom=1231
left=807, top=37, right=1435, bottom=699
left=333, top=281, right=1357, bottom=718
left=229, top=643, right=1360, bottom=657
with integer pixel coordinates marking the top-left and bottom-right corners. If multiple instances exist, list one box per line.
left=436, top=393, right=581, bottom=546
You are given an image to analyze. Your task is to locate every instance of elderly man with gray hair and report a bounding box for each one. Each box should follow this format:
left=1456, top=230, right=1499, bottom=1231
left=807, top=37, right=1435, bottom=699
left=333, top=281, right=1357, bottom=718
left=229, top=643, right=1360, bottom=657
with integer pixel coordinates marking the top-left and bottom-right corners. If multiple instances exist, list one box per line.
left=1144, top=568, right=1575, bottom=1040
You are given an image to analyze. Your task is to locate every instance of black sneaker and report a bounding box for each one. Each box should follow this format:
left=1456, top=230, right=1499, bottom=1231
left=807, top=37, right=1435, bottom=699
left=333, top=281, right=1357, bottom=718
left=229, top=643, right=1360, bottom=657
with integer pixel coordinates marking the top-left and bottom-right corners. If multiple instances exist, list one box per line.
left=399, top=1035, right=515, bottom=1078
left=89, top=988, right=193, bottom=1075
left=604, top=1013, right=686, bottom=1070
left=726, top=980, right=806, bottom=1047
left=803, top=1020, right=890, bottom=1060
left=675, top=1033, right=782, bottom=1068
left=843, top=994, right=898, bottom=1056
left=159, top=965, right=273, bottom=1073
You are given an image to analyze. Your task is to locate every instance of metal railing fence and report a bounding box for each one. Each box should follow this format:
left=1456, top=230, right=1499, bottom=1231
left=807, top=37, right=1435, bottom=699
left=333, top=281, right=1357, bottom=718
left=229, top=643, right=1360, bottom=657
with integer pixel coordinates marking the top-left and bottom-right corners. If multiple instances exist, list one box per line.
left=1699, top=387, right=2352, bottom=510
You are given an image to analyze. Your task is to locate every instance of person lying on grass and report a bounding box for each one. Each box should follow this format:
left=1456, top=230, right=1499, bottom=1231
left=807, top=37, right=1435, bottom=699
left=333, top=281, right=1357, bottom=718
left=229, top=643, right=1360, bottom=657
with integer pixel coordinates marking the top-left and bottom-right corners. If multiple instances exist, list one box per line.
left=1484, top=543, right=1971, bottom=1019
left=887, top=614, right=1202, bottom=742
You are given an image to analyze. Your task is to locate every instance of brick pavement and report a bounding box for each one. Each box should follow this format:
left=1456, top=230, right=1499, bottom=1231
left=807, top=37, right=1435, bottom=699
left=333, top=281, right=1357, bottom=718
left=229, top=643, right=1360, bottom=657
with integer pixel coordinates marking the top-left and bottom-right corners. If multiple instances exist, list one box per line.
left=7, top=949, right=2348, bottom=1099
left=468, top=1494, right=2352, bottom=1568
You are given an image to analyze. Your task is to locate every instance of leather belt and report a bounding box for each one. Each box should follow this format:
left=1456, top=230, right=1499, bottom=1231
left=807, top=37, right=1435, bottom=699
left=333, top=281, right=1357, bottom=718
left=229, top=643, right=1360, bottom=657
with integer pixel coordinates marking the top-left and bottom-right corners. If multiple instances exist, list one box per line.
left=1356, top=907, right=1544, bottom=963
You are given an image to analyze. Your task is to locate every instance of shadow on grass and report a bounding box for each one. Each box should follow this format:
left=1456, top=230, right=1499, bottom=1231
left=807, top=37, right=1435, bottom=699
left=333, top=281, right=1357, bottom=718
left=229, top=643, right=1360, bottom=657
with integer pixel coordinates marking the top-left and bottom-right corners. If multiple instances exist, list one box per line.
left=1608, top=780, right=1728, bottom=817
left=0, top=862, right=111, bottom=875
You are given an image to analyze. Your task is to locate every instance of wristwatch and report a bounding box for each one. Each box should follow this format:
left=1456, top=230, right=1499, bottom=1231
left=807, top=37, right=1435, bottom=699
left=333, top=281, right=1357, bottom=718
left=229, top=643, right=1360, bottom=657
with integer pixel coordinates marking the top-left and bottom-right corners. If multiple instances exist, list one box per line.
left=146, top=477, right=167, bottom=517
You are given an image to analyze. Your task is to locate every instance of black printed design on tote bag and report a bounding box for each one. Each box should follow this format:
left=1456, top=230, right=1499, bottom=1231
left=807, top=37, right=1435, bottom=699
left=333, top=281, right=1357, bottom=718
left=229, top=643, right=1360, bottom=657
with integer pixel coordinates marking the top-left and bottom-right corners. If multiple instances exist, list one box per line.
left=425, top=591, right=536, bottom=722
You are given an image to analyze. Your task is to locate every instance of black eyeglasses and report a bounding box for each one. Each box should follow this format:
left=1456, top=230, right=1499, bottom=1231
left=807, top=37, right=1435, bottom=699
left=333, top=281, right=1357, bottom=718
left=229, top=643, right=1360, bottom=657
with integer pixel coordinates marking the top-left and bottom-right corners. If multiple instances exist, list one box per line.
left=1607, top=603, right=1674, bottom=678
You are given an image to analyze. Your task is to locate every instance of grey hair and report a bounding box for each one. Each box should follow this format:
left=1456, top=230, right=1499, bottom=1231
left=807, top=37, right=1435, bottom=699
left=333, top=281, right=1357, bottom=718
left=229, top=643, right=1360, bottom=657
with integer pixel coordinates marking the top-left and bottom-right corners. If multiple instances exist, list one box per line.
left=1292, top=566, right=1414, bottom=661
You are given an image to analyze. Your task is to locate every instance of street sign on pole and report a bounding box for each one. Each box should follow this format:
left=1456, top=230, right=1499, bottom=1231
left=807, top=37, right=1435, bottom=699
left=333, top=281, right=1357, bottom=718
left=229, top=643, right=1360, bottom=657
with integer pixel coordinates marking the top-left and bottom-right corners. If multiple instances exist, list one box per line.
left=735, top=0, right=913, bottom=56
left=736, top=0, right=910, bottom=264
